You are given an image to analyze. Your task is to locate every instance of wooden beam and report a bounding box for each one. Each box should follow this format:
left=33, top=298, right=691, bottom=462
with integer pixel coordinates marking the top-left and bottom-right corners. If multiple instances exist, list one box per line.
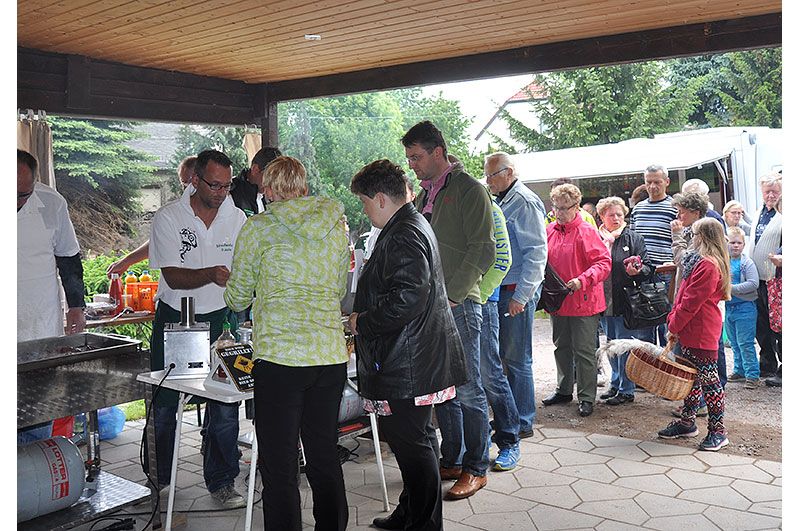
left=268, top=13, right=782, bottom=101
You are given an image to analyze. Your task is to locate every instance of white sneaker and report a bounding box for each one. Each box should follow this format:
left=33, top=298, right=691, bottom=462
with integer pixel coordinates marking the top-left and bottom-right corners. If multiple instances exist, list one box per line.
left=210, top=484, right=246, bottom=509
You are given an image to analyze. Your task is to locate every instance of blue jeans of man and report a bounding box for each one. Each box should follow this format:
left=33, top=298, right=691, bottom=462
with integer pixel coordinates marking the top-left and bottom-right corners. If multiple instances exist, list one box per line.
left=480, top=301, right=520, bottom=449
left=498, top=288, right=537, bottom=433
left=600, top=315, right=651, bottom=395
left=154, top=400, right=241, bottom=493
left=726, top=301, right=759, bottom=379
left=435, top=299, right=490, bottom=477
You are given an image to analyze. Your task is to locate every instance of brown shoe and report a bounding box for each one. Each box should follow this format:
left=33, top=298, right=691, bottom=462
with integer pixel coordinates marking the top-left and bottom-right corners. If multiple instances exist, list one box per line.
left=444, top=471, right=487, bottom=500
left=439, top=465, right=462, bottom=481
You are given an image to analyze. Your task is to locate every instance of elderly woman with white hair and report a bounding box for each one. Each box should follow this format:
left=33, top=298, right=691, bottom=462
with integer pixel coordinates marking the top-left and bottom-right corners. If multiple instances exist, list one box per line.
left=595, top=196, right=654, bottom=406
left=723, top=200, right=751, bottom=236
left=543, top=184, right=611, bottom=417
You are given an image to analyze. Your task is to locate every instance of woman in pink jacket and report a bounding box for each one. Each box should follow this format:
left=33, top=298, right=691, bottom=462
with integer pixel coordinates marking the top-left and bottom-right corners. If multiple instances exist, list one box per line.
left=657, top=218, right=732, bottom=451
left=543, top=184, right=611, bottom=417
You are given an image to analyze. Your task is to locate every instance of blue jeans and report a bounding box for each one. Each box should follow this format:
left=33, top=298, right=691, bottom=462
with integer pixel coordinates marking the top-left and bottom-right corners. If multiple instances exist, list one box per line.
left=498, top=288, right=537, bottom=433
left=435, top=299, right=490, bottom=476
left=726, top=302, right=759, bottom=379
left=480, top=301, right=520, bottom=449
left=600, top=315, right=651, bottom=395
left=154, top=400, right=241, bottom=493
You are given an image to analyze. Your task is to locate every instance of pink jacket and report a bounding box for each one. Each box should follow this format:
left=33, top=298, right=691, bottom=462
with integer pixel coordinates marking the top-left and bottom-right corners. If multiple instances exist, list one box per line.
left=667, top=257, right=724, bottom=352
left=546, top=215, right=611, bottom=317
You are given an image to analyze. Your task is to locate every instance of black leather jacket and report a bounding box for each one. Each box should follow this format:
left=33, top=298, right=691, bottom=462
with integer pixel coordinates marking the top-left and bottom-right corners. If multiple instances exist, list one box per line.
left=230, top=169, right=260, bottom=216
left=353, top=203, right=467, bottom=400
left=603, top=224, right=654, bottom=316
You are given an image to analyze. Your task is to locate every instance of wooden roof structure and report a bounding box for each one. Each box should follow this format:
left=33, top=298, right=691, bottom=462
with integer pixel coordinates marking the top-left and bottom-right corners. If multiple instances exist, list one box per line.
left=18, top=0, right=782, bottom=144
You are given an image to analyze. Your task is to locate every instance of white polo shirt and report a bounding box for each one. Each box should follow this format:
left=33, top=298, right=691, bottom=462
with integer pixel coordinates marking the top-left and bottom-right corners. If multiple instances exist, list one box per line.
left=150, top=185, right=246, bottom=314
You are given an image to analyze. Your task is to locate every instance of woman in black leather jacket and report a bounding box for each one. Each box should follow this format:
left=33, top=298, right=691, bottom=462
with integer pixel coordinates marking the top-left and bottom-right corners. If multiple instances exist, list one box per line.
left=597, top=196, right=654, bottom=406
left=349, top=159, right=466, bottom=531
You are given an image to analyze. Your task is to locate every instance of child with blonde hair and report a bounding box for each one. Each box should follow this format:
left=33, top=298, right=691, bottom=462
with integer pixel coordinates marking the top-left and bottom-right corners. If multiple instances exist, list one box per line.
left=657, top=218, right=732, bottom=451
left=725, top=226, right=760, bottom=388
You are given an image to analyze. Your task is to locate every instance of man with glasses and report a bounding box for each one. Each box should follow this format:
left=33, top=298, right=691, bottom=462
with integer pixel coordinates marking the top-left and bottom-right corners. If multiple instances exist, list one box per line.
left=17, top=149, right=86, bottom=342
left=484, top=153, right=547, bottom=455
left=403, top=120, right=495, bottom=501
left=148, top=149, right=249, bottom=508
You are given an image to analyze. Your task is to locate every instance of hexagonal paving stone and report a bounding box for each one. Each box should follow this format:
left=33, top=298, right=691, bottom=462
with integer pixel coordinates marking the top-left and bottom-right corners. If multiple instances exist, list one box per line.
left=646, top=454, right=708, bottom=471
left=606, top=457, right=669, bottom=477
left=462, top=511, right=535, bottom=530
left=516, top=484, right=582, bottom=509
left=613, top=474, right=682, bottom=497
left=753, top=459, right=781, bottom=478
left=540, top=427, right=588, bottom=438
left=515, top=468, right=577, bottom=488
left=515, top=451, right=561, bottom=472
left=540, top=436, right=596, bottom=452
left=528, top=503, right=603, bottom=530
left=634, top=491, right=708, bottom=517
left=556, top=463, right=618, bottom=483
left=552, top=447, right=610, bottom=467
left=703, top=505, right=783, bottom=530
left=678, top=485, right=752, bottom=510
left=667, top=468, right=732, bottom=489
left=587, top=433, right=642, bottom=447
left=638, top=440, right=698, bottom=457
left=748, top=500, right=782, bottom=518
left=571, top=479, right=639, bottom=502
left=484, top=469, right=523, bottom=494
left=707, top=464, right=774, bottom=483
left=645, top=513, right=720, bottom=530
left=467, top=489, right=537, bottom=514
left=573, top=499, right=650, bottom=525
left=693, top=451, right=755, bottom=467
left=590, top=444, right=651, bottom=462
left=730, top=479, right=782, bottom=503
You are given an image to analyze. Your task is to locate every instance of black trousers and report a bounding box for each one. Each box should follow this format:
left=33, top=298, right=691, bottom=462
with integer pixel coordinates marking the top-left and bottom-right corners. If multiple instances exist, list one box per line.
left=756, top=280, right=782, bottom=376
left=253, top=360, right=348, bottom=531
left=380, top=400, right=443, bottom=531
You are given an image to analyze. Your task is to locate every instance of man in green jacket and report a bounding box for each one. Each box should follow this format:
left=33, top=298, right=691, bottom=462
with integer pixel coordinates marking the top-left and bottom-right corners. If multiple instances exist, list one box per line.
left=403, top=120, right=495, bottom=500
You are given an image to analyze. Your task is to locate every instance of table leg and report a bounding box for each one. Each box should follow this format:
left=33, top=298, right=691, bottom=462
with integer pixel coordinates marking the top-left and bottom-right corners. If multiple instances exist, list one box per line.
left=368, top=412, right=390, bottom=511
left=165, top=392, right=188, bottom=531
left=245, top=420, right=258, bottom=531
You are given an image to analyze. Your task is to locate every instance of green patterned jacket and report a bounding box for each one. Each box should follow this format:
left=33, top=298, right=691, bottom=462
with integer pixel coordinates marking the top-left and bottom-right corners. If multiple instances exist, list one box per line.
left=224, top=196, right=350, bottom=366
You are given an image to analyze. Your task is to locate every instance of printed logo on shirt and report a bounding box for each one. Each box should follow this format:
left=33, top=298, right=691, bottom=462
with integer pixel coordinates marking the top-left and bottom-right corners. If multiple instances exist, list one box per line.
left=216, top=242, right=234, bottom=252
left=179, top=227, right=198, bottom=263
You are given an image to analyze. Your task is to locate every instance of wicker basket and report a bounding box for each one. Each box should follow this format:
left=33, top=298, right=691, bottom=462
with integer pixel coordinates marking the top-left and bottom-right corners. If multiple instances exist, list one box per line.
left=625, top=342, right=697, bottom=401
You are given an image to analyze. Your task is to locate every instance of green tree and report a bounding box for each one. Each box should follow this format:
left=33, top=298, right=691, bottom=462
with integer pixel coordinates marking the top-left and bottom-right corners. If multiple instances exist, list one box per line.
left=667, top=54, right=732, bottom=126
left=711, top=48, right=782, bottom=128
left=49, top=117, right=157, bottom=252
left=504, top=62, right=699, bottom=151
left=171, top=125, right=250, bottom=172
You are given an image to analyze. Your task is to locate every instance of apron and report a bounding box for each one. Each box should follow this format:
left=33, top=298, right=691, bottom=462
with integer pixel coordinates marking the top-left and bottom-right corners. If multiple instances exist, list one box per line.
left=18, top=194, right=63, bottom=342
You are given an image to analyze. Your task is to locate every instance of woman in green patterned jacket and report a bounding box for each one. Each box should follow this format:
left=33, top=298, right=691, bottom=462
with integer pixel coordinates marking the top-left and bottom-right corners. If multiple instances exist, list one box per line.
left=224, top=155, right=351, bottom=531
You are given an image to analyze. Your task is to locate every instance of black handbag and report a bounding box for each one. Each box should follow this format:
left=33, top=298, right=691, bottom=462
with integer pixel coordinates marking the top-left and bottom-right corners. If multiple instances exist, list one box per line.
left=621, top=280, right=671, bottom=330
left=536, top=263, right=572, bottom=313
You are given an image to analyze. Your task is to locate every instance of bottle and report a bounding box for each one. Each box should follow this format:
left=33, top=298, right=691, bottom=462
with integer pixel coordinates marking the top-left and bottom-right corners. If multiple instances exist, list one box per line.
left=211, top=321, right=237, bottom=380
left=108, top=273, right=124, bottom=314
left=139, top=269, right=152, bottom=282
left=124, top=270, right=139, bottom=284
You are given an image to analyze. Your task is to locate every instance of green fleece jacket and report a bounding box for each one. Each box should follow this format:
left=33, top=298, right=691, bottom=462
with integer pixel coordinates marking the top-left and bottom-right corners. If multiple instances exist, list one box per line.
left=415, top=167, right=495, bottom=304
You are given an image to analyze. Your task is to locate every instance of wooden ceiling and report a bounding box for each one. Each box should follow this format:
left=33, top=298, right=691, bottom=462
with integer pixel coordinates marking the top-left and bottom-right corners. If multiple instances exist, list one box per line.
left=18, top=0, right=782, bottom=84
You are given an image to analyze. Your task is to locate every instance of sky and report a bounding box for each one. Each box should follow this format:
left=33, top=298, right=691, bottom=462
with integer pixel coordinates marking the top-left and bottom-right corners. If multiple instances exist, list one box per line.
left=422, top=74, right=534, bottom=144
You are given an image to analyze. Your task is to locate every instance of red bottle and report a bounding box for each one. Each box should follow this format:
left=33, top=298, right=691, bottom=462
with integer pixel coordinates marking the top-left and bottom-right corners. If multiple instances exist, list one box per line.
left=109, top=273, right=124, bottom=314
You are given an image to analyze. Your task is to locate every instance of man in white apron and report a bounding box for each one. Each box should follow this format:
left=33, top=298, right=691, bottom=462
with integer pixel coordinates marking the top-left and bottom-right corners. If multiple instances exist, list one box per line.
left=17, top=149, right=86, bottom=342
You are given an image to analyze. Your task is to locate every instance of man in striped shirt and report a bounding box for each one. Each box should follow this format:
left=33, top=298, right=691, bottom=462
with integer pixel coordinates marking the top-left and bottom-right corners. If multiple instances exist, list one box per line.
left=629, top=164, right=677, bottom=345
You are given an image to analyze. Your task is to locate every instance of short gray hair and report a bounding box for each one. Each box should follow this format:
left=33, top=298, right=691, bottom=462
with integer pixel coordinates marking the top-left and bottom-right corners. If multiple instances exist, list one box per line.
left=682, top=178, right=709, bottom=195
left=485, top=152, right=515, bottom=172
left=759, top=172, right=782, bottom=187
left=596, top=196, right=629, bottom=217
left=722, top=200, right=744, bottom=215
left=673, top=192, right=709, bottom=217
left=644, top=164, right=669, bottom=179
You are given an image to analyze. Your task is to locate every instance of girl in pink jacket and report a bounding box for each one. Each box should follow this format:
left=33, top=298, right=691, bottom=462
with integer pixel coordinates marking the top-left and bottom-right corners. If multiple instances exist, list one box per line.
left=657, top=218, right=732, bottom=451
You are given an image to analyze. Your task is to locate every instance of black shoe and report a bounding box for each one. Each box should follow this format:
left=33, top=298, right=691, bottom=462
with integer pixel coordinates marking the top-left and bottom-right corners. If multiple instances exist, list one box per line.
left=578, top=401, right=594, bottom=417
left=606, top=393, right=634, bottom=406
left=765, top=376, right=782, bottom=387
left=600, top=388, right=618, bottom=400
left=519, top=429, right=534, bottom=439
left=372, top=514, right=405, bottom=530
left=542, top=392, right=573, bottom=406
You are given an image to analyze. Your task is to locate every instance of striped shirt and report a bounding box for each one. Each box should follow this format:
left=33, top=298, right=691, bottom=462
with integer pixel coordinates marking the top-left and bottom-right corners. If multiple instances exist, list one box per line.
left=630, top=196, right=676, bottom=266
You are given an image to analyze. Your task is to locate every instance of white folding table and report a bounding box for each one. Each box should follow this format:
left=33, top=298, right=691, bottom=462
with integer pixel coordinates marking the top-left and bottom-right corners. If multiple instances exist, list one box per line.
left=136, top=370, right=389, bottom=531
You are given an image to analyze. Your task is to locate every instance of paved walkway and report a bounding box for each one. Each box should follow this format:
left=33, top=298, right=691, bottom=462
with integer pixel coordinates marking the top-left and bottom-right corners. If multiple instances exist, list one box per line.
left=73, top=412, right=782, bottom=531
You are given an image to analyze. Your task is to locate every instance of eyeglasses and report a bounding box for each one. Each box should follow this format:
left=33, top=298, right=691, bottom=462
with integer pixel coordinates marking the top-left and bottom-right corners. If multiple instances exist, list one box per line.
left=198, top=176, right=234, bottom=191
left=483, top=167, right=508, bottom=179
left=18, top=190, right=34, bottom=200
left=553, top=202, right=579, bottom=213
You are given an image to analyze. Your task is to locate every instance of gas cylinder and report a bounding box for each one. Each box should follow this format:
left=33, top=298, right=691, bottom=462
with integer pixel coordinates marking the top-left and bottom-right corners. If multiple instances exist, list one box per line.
left=17, top=436, right=87, bottom=522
